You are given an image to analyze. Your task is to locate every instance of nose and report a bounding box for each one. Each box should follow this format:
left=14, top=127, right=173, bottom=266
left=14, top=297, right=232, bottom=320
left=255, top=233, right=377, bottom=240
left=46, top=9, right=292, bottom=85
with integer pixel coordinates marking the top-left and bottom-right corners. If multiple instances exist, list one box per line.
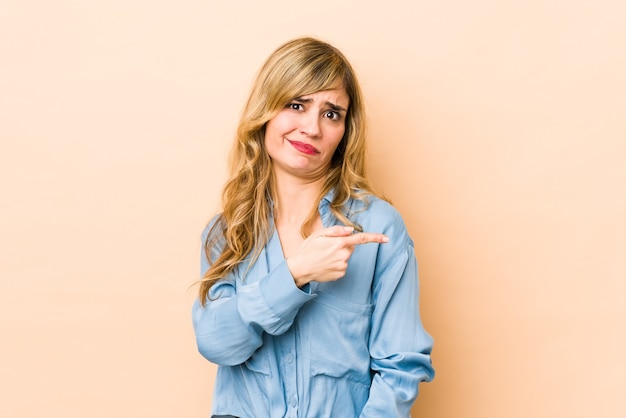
left=299, top=112, right=321, bottom=138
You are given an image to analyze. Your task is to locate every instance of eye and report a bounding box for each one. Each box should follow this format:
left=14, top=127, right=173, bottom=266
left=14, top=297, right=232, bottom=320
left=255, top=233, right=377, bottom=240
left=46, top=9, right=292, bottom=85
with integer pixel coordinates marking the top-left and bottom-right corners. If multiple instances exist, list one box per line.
left=324, top=110, right=340, bottom=121
left=287, top=102, right=303, bottom=111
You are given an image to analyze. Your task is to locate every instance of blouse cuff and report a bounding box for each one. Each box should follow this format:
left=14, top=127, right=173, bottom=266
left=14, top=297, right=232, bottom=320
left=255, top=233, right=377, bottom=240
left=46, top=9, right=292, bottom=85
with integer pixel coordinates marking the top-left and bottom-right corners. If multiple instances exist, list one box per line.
left=260, top=260, right=316, bottom=316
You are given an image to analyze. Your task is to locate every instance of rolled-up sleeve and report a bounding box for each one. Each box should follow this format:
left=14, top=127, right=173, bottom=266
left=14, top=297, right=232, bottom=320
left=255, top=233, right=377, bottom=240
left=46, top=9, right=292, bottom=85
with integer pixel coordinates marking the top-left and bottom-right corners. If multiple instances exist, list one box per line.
left=192, top=221, right=314, bottom=366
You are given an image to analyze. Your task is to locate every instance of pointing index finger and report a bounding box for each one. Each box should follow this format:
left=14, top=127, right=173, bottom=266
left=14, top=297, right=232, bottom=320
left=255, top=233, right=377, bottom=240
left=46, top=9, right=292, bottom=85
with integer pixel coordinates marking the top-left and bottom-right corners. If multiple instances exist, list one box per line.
left=346, top=232, right=389, bottom=246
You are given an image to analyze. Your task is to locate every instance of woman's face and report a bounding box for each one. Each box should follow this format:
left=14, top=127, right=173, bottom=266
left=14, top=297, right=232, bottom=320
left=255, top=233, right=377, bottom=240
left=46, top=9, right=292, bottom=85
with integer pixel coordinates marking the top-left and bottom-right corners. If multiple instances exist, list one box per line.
left=264, top=88, right=350, bottom=181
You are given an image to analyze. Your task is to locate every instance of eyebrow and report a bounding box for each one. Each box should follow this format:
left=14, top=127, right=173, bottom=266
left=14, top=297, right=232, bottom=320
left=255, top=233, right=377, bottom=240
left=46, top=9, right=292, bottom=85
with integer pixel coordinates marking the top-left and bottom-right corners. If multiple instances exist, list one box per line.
left=293, top=97, right=348, bottom=113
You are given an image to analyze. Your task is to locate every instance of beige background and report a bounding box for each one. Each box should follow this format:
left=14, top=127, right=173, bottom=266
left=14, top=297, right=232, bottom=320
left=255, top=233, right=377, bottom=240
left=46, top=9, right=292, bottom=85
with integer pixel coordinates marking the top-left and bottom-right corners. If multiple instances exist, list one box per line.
left=2, top=1, right=625, bottom=417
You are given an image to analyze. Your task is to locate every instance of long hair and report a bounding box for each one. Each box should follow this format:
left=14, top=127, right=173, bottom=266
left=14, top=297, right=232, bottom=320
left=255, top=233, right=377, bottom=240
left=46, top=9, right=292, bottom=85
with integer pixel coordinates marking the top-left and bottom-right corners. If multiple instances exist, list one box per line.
left=198, top=37, right=376, bottom=305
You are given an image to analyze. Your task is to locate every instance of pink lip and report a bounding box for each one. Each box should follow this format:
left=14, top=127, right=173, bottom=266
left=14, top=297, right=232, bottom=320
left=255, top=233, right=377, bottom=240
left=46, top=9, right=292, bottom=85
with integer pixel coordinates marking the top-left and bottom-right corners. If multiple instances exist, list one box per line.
left=287, top=139, right=320, bottom=155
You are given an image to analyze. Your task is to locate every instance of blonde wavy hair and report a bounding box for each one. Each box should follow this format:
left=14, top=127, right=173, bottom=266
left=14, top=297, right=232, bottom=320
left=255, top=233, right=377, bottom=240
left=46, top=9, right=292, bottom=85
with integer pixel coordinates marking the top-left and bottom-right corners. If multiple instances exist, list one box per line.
left=199, top=37, right=377, bottom=304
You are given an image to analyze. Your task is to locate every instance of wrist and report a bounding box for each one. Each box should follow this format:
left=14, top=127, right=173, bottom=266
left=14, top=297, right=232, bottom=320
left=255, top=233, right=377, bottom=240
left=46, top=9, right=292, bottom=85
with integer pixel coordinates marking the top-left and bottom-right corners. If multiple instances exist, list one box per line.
left=286, top=257, right=309, bottom=288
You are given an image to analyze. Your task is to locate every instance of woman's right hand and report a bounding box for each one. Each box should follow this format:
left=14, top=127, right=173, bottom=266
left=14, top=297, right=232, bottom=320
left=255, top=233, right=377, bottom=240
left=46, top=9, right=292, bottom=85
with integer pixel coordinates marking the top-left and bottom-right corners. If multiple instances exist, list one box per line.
left=286, top=225, right=388, bottom=288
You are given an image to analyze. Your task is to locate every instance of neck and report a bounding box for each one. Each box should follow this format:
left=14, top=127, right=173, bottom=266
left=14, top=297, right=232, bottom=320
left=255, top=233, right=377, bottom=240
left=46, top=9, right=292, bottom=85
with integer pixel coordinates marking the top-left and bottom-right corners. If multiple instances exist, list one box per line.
left=273, top=174, right=325, bottom=225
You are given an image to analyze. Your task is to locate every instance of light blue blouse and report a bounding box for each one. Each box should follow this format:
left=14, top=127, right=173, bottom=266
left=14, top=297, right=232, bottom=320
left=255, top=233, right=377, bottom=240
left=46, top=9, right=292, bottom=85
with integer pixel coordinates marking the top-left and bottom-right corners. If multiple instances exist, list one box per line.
left=192, top=191, right=434, bottom=417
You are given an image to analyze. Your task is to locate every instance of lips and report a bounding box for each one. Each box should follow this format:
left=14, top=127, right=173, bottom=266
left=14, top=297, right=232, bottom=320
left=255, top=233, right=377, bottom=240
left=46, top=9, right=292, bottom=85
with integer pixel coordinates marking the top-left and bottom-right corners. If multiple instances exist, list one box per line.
left=286, top=139, right=320, bottom=155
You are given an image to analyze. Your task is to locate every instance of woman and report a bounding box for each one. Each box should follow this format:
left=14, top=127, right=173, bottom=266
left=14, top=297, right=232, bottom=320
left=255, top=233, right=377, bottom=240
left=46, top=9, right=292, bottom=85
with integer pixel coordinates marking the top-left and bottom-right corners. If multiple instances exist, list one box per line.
left=193, top=37, right=434, bottom=418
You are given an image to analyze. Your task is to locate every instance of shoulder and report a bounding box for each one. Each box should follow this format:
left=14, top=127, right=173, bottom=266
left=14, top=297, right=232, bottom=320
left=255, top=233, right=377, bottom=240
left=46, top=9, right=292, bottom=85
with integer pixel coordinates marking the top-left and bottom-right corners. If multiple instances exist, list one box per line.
left=365, top=194, right=401, bottom=217
left=202, top=213, right=224, bottom=240
left=201, top=213, right=227, bottom=258
left=350, top=194, right=413, bottom=246
left=350, top=193, right=404, bottom=224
